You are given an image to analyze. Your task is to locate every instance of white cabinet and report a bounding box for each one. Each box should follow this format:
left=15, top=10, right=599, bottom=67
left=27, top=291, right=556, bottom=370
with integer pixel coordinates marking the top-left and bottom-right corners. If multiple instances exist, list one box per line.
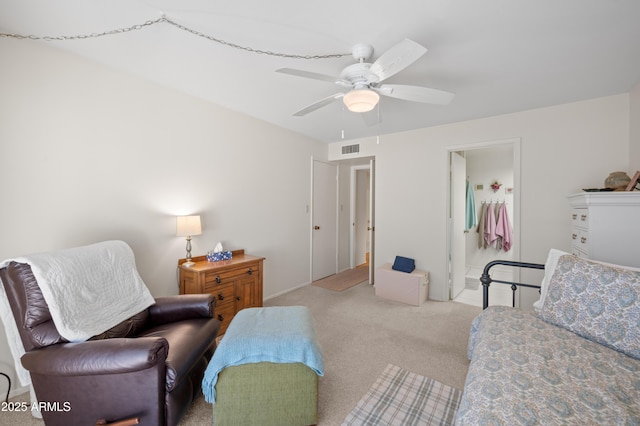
left=568, top=192, right=640, bottom=268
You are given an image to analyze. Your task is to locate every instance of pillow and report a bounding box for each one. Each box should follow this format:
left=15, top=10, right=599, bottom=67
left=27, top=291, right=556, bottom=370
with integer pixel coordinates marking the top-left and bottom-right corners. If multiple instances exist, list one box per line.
left=533, top=249, right=640, bottom=312
left=533, top=248, right=570, bottom=312
left=539, top=254, right=640, bottom=359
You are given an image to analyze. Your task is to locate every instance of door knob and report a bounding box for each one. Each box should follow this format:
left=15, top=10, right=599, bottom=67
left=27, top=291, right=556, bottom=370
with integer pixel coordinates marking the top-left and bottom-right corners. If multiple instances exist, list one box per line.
left=314, top=226, right=320, bottom=230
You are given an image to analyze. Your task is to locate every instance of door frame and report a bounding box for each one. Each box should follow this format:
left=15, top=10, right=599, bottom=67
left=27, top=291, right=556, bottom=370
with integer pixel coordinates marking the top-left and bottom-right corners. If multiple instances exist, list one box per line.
left=445, top=138, right=522, bottom=303
left=310, top=157, right=339, bottom=282
left=449, top=150, right=467, bottom=300
left=349, top=164, right=370, bottom=269
left=349, top=160, right=375, bottom=284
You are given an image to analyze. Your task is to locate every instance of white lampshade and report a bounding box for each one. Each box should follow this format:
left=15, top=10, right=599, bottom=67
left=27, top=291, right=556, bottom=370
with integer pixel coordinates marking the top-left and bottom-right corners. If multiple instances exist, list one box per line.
left=176, top=215, right=202, bottom=237
left=343, top=88, right=380, bottom=112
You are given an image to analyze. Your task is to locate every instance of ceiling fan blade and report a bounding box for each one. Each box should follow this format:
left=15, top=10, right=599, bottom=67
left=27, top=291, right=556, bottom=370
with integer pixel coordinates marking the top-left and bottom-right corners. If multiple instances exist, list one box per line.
left=369, top=39, right=427, bottom=82
left=377, top=84, right=455, bottom=105
left=293, top=93, right=345, bottom=116
left=276, top=68, right=345, bottom=84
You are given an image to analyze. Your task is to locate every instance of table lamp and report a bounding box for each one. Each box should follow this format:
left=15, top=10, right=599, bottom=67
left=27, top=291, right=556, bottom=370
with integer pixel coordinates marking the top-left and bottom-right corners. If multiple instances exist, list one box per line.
left=176, top=215, right=202, bottom=267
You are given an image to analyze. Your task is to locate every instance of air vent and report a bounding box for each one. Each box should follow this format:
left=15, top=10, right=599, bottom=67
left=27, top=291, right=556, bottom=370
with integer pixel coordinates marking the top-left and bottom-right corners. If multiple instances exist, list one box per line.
left=342, top=144, right=360, bottom=155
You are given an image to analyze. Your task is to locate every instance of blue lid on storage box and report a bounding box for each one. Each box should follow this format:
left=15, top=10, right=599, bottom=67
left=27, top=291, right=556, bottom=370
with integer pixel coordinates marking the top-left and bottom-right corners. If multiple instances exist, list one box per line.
left=392, top=256, right=415, bottom=273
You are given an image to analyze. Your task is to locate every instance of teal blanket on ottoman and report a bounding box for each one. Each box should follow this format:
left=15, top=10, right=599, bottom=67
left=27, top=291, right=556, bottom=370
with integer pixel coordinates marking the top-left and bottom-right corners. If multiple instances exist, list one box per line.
left=202, top=306, right=324, bottom=403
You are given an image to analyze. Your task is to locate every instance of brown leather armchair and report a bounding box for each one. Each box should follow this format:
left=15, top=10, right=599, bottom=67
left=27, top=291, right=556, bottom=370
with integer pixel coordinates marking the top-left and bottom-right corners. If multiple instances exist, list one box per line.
left=1, top=261, right=220, bottom=426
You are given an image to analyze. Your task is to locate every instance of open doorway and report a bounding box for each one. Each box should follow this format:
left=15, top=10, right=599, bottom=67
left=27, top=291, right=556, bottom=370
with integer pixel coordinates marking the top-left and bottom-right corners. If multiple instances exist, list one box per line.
left=353, top=168, right=370, bottom=267
left=447, top=139, right=521, bottom=307
left=349, top=159, right=375, bottom=284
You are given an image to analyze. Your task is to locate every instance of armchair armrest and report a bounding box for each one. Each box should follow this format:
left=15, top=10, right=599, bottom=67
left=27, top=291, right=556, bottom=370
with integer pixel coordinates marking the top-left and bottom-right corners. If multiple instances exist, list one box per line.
left=21, top=337, right=168, bottom=376
left=148, top=294, right=215, bottom=325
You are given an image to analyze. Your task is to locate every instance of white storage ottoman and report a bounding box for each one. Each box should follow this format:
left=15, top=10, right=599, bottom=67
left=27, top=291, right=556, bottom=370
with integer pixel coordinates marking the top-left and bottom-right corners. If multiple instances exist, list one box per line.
left=375, top=263, right=429, bottom=306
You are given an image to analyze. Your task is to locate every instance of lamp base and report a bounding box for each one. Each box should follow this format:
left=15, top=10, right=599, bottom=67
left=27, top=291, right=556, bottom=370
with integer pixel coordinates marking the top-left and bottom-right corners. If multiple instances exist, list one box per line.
left=182, top=260, right=196, bottom=268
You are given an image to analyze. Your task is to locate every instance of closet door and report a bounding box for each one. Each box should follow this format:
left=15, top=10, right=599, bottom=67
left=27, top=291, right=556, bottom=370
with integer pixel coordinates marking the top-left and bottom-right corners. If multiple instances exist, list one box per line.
left=311, top=160, right=338, bottom=281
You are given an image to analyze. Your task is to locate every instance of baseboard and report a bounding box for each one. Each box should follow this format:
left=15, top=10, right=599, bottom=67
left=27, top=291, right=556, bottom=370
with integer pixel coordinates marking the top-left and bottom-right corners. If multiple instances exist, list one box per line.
left=263, top=281, right=311, bottom=301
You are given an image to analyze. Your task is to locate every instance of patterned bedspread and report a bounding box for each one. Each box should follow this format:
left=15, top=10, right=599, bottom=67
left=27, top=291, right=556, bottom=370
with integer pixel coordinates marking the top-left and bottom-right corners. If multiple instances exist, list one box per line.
left=454, top=306, right=640, bottom=425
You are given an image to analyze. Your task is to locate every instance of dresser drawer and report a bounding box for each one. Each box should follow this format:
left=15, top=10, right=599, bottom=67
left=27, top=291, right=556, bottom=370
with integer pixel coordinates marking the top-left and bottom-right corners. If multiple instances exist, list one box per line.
left=571, top=247, right=588, bottom=259
left=571, top=228, right=589, bottom=252
left=214, top=303, right=236, bottom=334
left=571, top=208, right=589, bottom=229
left=179, top=252, right=264, bottom=336
left=205, top=282, right=235, bottom=305
left=204, top=263, right=258, bottom=285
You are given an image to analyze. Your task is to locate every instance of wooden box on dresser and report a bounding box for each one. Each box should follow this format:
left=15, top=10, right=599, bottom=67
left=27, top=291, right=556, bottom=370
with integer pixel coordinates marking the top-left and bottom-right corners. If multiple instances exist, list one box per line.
left=568, top=192, right=640, bottom=268
left=178, top=249, right=265, bottom=335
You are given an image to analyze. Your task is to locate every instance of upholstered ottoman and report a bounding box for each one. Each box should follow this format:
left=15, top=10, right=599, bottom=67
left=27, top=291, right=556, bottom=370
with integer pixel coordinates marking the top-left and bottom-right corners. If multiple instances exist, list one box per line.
left=202, top=306, right=324, bottom=426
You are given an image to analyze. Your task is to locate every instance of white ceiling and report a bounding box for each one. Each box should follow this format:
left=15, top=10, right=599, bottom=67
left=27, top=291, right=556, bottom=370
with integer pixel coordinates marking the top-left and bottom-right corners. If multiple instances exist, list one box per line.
left=2, top=0, right=640, bottom=143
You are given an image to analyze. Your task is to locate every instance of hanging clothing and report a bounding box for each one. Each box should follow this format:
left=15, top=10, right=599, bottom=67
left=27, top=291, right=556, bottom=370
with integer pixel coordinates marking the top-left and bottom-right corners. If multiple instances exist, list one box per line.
left=476, top=202, right=487, bottom=249
left=494, top=202, right=503, bottom=250
left=465, top=180, right=477, bottom=231
left=485, top=202, right=498, bottom=248
left=495, top=202, right=513, bottom=252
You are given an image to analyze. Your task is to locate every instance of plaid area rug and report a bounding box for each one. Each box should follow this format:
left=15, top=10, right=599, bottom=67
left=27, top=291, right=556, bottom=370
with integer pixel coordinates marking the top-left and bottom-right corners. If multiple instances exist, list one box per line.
left=342, top=364, right=462, bottom=426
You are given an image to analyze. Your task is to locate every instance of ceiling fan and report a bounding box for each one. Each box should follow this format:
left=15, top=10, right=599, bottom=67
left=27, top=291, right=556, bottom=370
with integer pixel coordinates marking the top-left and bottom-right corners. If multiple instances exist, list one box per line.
left=276, top=39, right=455, bottom=116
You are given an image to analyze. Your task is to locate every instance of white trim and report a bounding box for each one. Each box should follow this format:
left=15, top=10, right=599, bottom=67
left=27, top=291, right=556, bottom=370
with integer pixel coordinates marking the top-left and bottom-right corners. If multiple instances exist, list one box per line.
left=444, top=137, right=522, bottom=304
left=349, top=164, right=371, bottom=269
left=264, top=281, right=312, bottom=301
left=309, top=156, right=314, bottom=283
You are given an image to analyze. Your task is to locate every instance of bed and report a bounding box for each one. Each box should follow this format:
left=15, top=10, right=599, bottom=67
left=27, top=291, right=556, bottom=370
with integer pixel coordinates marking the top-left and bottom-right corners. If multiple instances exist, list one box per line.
left=455, top=250, right=640, bottom=425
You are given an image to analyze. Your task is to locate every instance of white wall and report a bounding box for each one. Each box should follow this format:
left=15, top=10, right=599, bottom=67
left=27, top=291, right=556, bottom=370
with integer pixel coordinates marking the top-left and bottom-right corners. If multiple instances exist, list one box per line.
left=0, top=40, right=326, bottom=394
left=630, top=83, right=640, bottom=172
left=331, top=94, right=630, bottom=302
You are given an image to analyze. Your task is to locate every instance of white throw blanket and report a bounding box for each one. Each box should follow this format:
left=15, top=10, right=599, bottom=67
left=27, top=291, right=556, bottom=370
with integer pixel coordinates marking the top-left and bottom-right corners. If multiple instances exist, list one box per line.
left=0, top=240, right=155, bottom=386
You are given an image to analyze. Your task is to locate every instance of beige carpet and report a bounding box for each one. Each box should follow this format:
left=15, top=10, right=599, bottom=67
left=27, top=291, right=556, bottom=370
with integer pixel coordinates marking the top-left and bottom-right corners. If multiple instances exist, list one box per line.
left=2, top=282, right=481, bottom=426
left=312, top=266, right=369, bottom=291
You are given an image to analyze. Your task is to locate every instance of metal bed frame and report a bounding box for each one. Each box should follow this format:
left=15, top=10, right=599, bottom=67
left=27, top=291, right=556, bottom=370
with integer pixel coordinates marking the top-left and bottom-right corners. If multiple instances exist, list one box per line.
left=480, top=260, right=544, bottom=309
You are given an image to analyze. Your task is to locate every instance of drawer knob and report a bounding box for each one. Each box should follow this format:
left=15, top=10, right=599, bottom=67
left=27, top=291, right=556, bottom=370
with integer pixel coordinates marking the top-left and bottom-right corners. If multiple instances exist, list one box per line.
left=572, top=233, right=577, bottom=240
left=572, top=213, right=577, bottom=219
left=236, top=296, right=241, bottom=301
left=217, top=314, right=224, bottom=322
left=581, top=236, right=587, bottom=244
left=215, top=275, right=221, bottom=284
left=217, top=293, right=224, bottom=301
left=247, top=268, right=253, bottom=276
left=580, top=214, right=587, bottom=221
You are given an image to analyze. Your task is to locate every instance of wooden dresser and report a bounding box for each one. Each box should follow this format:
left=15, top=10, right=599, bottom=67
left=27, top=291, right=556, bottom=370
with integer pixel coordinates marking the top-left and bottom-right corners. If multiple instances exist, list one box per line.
left=178, top=249, right=264, bottom=334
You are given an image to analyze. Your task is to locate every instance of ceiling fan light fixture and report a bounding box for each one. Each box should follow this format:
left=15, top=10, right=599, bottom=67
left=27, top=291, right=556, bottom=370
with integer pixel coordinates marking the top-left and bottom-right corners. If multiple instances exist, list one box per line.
left=343, top=88, right=379, bottom=113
